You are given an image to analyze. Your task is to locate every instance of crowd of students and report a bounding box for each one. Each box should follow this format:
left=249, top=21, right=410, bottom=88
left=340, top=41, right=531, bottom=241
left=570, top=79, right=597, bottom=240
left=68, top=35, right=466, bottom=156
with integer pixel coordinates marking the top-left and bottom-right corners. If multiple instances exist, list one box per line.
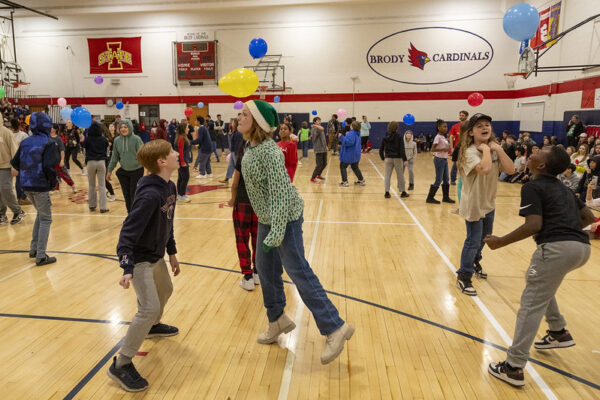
left=2, top=101, right=599, bottom=392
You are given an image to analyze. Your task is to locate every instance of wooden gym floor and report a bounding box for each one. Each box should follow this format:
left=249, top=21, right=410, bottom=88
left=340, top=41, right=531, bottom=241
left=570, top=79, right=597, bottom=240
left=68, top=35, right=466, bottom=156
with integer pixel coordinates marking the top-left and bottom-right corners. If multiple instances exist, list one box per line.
left=0, top=150, right=599, bottom=400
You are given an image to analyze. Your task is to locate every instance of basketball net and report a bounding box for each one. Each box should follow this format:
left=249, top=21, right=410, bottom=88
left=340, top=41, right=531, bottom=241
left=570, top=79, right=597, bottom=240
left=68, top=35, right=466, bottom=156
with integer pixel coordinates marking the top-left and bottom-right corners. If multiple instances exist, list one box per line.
left=503, top=73, right=525, bottom=89
left=258, top=85, right=268, bottom=100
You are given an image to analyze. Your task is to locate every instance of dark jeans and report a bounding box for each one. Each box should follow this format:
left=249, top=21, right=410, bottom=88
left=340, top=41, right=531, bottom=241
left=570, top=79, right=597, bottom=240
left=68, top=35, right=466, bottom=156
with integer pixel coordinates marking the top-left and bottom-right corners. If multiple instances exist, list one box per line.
left=450, top=162, right=458, bottom=184
left=104, top=158, right=114, bottom=195
left=116, top=167, right=144, bottom=212
left=300, top=141, right=309, bottom=158
left=361, top=136, right=368, bottom=150
left=433, top=156, right=449, bottom=187
left=457, top=210, right=495, bottom=276
left=65, top=146, right=84, bottom=170
left=211, top=140, right=219, bottom=160
left=567, top=135, right=576, bottom=148
left=311, top=152, right=328, bottom=179
left=340, top=161, right=363, bottom=182
left=177, top=165, right=190, bottom=196
left=15, top=174, right=26, bottom=200
left=256, top=216, right=345, bottom=335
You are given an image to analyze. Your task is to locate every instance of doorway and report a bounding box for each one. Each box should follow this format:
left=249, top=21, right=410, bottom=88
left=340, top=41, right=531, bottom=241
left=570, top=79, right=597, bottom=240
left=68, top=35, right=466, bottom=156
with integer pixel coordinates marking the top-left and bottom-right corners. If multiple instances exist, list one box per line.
left=139, top=105, right=159, bottom=128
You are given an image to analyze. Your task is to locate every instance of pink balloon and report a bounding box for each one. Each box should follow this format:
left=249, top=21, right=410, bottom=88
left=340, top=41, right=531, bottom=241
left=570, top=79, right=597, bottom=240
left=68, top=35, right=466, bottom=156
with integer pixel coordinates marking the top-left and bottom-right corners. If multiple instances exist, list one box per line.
left=337, top=108, right=347, bottom=120
left=467, top=92, right=484, bottom=107
left=57, top=97, right=67, bottom=107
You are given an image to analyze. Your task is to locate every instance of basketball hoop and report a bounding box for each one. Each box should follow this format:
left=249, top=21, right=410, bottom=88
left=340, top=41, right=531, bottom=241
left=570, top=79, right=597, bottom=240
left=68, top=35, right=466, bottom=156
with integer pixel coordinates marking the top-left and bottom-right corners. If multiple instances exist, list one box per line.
left=258, top=85, right=268, bottom=100
left=12, top=81, right=29, bottom=88
left=503, top=73, right=526, bottom=89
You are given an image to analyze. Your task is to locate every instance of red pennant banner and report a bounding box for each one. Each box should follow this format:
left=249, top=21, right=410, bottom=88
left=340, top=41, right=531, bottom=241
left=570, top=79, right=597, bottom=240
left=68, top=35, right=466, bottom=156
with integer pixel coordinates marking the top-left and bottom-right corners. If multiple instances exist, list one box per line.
left=87, top=37, right=142, bottom=74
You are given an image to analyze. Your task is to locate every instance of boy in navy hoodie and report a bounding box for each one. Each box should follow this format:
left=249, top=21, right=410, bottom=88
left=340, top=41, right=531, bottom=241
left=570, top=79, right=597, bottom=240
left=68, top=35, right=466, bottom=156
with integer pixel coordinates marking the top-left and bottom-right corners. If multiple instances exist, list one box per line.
left=108, top=139, right=181, bottom=392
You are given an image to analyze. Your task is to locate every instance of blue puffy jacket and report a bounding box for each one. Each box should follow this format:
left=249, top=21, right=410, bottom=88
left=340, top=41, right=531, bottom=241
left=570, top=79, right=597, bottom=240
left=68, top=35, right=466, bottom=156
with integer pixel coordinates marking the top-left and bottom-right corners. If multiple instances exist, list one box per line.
left=10, top=112, right=59, bottom=192
left=339, top=129, right=362, bottom=164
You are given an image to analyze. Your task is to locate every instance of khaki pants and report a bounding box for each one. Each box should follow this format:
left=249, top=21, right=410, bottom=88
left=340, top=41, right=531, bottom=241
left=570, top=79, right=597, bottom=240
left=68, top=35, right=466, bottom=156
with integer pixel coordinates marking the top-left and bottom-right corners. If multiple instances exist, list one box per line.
left=120, top=259, right=173, bottom=358
left=328, top=132, right=338, bottom=152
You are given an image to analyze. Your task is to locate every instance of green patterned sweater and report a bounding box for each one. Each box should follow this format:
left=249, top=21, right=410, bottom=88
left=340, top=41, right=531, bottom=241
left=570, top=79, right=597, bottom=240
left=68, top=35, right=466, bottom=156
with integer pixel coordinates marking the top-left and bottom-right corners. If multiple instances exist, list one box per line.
left=242, top=139, right=303, bottom=248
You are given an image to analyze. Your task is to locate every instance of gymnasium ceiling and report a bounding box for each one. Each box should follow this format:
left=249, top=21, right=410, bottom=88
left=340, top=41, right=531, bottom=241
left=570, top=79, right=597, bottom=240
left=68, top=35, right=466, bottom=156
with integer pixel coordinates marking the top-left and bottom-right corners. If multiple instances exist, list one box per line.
left=6, top=0, right=407, bottom=16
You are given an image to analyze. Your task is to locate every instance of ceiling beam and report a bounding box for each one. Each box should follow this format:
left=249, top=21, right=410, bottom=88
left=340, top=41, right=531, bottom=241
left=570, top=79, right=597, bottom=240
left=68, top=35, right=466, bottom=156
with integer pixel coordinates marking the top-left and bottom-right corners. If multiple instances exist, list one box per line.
left=0, top=0, right=58, bottom=19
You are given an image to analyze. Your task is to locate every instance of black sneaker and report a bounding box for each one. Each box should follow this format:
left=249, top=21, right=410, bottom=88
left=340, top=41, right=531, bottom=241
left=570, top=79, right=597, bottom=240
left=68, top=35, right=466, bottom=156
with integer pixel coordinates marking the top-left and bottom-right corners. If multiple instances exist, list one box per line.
left=384, top=192, right=391, bottom=198
left=408, top=183, right=414, bottom=190
left=100, top=209, right=110, bottom=213
left=474, top=261, right=488, bottom=279
left=0, top=215, right=7, bottom=225
left=10, top=210, right=25, bottom=225
left=36, top=255, right=57, bottom=266
left=29, top=251, right=36, bottom=258
left=400, top=191, right=409, bottom=198
left=354, top=180, right=366, bottom=186
left=339, top=181, right=349, bottom=187
left=89, top=207, right=96, bottom=211
left=107, top=356, right=149, bottom=392
left=488, top=361, right=525, bottom=387
left=147, top=323, right=179, bottom=338
left=456, top=275, right=477, bottom=296
left=534, top=329, right=575, bottom=349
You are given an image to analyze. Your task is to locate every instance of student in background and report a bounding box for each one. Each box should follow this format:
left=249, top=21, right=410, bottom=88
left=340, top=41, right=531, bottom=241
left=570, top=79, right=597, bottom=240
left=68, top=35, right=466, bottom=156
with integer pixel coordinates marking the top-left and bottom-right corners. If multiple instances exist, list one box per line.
left=310, top=117, right=328, bottom=183
left=277, top=123, right=298, bottom=182
left=360, top=115, right=371, bottom=153
left=403, top=130, right=417, bottom=191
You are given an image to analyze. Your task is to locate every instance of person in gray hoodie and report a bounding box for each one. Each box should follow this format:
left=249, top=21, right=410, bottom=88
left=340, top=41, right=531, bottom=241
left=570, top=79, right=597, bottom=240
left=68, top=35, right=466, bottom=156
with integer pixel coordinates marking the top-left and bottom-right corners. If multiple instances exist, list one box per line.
left=107, top=119, right=144, bottom=212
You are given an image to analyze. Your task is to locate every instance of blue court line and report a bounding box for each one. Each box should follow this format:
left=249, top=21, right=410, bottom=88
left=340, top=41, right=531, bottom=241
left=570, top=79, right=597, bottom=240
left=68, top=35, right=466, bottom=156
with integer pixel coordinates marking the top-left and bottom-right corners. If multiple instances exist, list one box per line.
left=0, top=313, right=131, bottom=326
left=0, top=249, right=598, bottom=394
left=63, top=338, right=124, bottom=400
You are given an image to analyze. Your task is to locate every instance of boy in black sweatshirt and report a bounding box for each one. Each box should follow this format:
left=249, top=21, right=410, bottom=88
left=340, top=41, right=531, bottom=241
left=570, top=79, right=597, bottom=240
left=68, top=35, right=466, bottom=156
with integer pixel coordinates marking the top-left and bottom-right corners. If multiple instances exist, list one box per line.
left=107, top=139, right=181, bottom=392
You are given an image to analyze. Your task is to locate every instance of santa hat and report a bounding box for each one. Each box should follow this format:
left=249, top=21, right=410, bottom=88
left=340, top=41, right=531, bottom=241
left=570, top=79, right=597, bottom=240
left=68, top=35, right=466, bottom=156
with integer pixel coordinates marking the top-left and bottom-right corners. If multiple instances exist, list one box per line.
left=245, top=100, right=278, bottom=133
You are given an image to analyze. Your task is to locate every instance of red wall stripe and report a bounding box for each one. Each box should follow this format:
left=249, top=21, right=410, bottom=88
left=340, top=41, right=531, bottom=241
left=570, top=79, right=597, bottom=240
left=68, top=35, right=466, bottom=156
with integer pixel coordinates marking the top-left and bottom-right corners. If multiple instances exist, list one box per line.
left=14, top=74, right=600, bottom=107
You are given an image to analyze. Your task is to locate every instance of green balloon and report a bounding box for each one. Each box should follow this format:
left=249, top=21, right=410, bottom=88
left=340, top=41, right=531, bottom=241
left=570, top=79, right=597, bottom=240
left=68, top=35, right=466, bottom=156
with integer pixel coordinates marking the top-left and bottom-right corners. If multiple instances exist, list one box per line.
left=0, top=87, right=5, bottom=99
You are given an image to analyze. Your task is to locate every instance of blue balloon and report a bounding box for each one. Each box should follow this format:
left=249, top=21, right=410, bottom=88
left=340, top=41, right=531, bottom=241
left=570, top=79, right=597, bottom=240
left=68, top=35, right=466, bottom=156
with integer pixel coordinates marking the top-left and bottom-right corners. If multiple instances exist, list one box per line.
left=71, top=107, right=92, bottom=129
left=503, top=3, right=540, bottom=42
left=311, top=110, right=317, bottom=115
left=274, top=96, right=280, bottom=103
left=403, top=113, right=415, bottom=126
left=341, top=121, right=346, bottom=128
left=60, top=107, right=73, bottom=121
left=197, top=102, right=204, bottom=108
left=116, top=101, right=124, bottom=110
left=249, top=38, right=268, bottom=59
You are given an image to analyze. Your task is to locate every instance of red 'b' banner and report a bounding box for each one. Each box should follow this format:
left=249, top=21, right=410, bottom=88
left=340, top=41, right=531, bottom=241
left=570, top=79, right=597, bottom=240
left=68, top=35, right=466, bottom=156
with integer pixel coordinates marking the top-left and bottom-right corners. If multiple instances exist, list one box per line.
left=87, top=37, right=142, bottom=74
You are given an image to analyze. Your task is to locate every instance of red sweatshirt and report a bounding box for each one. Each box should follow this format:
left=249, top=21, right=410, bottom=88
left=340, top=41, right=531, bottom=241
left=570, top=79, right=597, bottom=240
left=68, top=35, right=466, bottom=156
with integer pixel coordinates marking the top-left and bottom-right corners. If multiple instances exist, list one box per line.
left=448, top=121, right=461, bottom=154
left=277, top=140, right=298, bottom=182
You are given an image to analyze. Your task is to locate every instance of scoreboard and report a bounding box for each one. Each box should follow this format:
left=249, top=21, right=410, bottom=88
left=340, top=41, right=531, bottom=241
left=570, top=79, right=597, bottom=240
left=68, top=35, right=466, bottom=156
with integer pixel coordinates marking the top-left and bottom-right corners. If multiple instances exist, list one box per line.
left=175, top=41, right=216, bottom=80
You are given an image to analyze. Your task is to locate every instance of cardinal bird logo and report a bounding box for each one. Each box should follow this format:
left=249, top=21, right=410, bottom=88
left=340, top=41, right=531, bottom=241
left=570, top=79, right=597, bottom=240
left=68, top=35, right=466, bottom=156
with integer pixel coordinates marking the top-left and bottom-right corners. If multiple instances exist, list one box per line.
left=408, top=43, right=431, bottom=70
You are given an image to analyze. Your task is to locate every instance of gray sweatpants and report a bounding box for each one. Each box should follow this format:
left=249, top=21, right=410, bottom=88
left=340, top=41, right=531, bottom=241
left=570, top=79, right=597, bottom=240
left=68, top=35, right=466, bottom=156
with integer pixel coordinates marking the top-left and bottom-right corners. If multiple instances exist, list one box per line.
left=120, top=259, right=174, bottom=359
left=0, top=168, right=21, bottom=217
left=406, top=158, right=414, bottom=185
left=507, top=241, right=590, bottom=368
left=86, top=160, right=107, bottom=210
left=384, top=158, right=406, bottom=192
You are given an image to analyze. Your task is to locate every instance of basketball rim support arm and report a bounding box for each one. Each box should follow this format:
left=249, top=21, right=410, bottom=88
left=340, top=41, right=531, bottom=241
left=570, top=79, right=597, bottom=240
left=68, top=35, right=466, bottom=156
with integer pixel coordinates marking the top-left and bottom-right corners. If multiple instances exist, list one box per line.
left=531, top=13, right=600, bottom=75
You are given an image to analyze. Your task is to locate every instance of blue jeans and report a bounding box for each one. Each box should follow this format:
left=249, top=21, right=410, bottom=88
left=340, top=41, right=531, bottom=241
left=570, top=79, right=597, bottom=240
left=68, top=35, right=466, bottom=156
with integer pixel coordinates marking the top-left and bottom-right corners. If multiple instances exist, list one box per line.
left=15, top=174, right=26, bottom=200
left=225, top=153, right=237, bottom=179
left=256, top=216, right=344, bottom=335
left=450, top=162, right=457, bottom=184
left=300, top=141, right=309, bottom=158
left=433, top=157, right=449, bottom=187
left=457, top=210, right=495, bottom=276
left=211, top=141, right=219, bottom=159
left=196, top=152, right=212, bottom=175
left=25, top=191, right=52, bottom=260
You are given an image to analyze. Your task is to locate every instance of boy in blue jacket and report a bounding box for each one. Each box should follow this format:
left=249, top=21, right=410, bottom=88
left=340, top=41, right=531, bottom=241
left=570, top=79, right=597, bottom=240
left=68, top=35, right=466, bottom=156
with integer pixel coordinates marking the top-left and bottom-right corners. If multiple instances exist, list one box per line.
left=10, top=112, right=59, bottom=266
left=339, top=120, right=365, bottom=186
left=108, top=139, right=181, bottom=392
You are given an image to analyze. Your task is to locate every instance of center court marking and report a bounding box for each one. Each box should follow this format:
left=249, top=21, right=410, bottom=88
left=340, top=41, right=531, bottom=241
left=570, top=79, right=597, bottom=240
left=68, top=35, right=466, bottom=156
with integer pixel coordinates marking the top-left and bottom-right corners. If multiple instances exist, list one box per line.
left=366, top=157, right=558, bottom=400
left=0, top=250, right=597, bottom=394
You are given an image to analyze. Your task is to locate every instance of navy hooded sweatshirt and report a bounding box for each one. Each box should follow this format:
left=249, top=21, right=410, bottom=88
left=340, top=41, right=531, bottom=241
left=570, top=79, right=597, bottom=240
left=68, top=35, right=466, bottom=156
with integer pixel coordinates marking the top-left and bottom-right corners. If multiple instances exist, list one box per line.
left=11, top=112, right=59, bottom=192
left=117, top=174, right=177, bottom=276
left=83, top=121, right=108, bottom=162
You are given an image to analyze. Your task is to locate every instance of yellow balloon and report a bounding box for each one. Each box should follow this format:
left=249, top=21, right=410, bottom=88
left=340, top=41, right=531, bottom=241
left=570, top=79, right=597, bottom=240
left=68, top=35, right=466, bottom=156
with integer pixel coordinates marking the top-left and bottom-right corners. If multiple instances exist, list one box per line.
left=25, top=114, right=31, bottom=125
left=218, top=68, right=259, bottom=98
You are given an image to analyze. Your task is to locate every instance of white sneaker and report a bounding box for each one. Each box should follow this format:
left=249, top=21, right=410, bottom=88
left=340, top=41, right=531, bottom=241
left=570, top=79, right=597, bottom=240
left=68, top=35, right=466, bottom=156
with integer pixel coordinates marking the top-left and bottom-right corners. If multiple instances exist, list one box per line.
left=81, top=169, right=87, bottom=176
left=239, top=277, right=255, bottom=291
left=176, top=195, right=184, bottom=202
left=71, top=186, right=76, bottom=193
left=182, top=195, right=191, bottom=202
left=207, top=174, right=213, bottom=178
left=253, top=272, right=260, bottom=285
left=257, top=313, right=296, bottom=344
left=321, top=323, right=354, bottom=364
left=107, top=194, right=116, bottom=202
left=196, top=174, right=206, bottom=179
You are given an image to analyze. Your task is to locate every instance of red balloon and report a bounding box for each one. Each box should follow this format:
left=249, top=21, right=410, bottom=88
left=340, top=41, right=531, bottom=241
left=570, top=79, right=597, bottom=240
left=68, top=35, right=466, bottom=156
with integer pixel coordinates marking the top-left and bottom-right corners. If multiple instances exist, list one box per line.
left=467, top=92, right=484, bottom=107
left=184, top=107, right=193, bottom=117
